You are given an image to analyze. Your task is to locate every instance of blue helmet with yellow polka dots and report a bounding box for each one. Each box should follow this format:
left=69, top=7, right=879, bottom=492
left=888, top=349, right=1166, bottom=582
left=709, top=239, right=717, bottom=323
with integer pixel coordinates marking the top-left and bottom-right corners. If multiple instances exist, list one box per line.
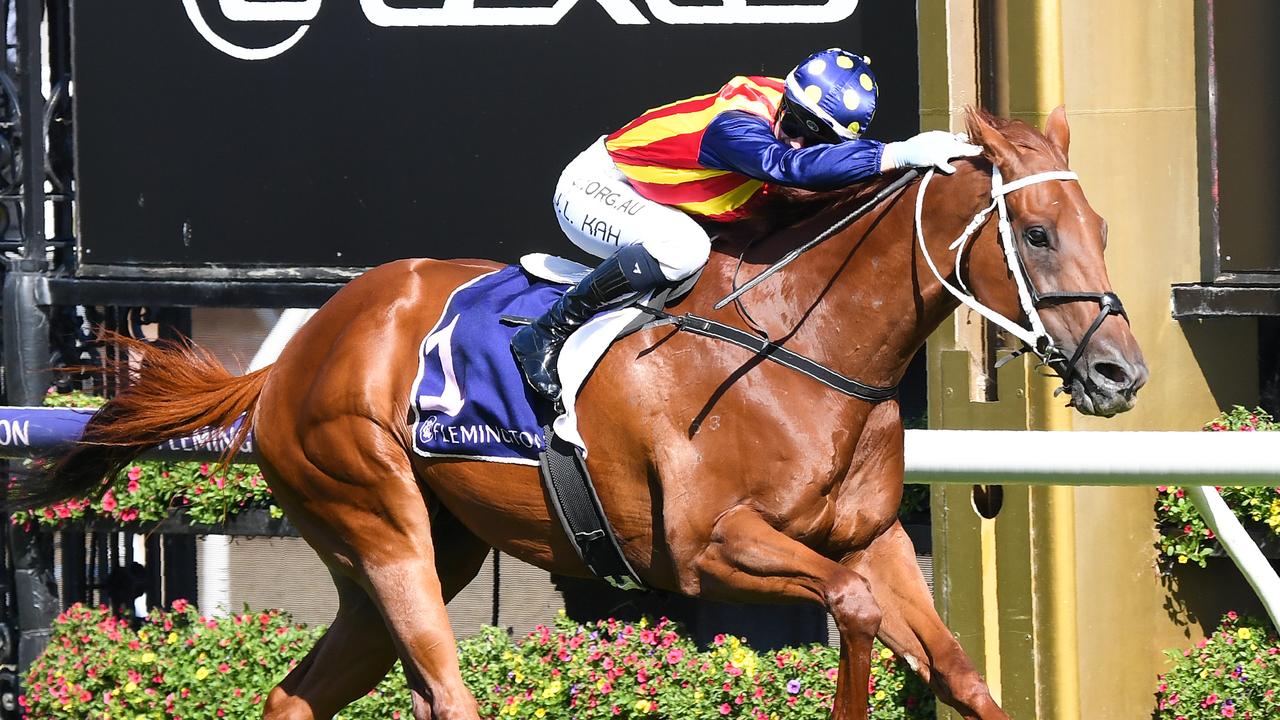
left=781, top=48, right=878, bottom=143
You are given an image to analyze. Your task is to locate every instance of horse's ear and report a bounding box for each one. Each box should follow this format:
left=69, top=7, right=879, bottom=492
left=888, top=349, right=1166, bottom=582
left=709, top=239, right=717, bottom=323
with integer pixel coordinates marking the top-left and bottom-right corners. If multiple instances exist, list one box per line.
left=965, top=107, right=1017, bottom=164
left=1045, top=105, right=1070, bottom=159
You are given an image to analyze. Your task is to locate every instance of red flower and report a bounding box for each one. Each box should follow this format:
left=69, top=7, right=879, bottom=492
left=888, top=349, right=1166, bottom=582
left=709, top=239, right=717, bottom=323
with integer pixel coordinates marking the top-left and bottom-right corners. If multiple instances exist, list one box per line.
left=719, top=703, right=732, bottom=715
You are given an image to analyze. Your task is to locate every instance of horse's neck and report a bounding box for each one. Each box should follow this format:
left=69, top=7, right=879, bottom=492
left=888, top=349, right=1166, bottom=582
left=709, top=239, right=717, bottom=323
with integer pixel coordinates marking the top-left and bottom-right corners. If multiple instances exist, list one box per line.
left=695, top=167, right=989, bottom=389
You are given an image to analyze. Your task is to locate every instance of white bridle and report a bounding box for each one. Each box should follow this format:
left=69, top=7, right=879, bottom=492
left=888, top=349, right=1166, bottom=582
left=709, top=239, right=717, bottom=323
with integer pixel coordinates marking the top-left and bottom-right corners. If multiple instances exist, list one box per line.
left=915, top=165, right=1080, bottom=361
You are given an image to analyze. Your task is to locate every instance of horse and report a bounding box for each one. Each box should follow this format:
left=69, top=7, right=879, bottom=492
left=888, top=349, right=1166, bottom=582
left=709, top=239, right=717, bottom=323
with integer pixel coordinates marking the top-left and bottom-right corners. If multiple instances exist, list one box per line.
left=12, top=107, right=1147, bottom=720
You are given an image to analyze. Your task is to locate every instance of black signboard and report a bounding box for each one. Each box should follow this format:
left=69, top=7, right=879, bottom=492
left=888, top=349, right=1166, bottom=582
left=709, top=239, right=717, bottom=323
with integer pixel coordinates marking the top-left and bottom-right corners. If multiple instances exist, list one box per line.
left=72, top=0, right=918, bottom=277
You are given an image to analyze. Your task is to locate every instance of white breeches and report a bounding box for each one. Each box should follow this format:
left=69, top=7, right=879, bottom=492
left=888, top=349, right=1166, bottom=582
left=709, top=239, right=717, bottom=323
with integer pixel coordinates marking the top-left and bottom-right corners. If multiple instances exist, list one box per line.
left=553, top=137, right=711, bottom=281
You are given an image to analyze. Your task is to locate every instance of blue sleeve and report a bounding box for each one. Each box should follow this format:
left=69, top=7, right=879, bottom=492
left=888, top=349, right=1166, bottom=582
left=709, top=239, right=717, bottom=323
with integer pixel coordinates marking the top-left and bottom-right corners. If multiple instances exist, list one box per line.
left=697, top=110, right=885, bottom=190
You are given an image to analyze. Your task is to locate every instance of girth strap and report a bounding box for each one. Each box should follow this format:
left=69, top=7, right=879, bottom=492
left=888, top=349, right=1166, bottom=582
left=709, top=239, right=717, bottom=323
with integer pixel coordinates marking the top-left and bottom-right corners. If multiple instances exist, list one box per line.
left=539, top=428, right=646, bottom=591
left=641, top=310, right=899, bottom=402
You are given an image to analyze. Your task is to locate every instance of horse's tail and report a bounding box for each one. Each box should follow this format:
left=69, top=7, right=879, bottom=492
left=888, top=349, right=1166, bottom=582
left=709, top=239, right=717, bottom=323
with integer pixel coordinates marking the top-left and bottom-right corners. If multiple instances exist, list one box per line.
left=7, top=333, right=273, bottom=511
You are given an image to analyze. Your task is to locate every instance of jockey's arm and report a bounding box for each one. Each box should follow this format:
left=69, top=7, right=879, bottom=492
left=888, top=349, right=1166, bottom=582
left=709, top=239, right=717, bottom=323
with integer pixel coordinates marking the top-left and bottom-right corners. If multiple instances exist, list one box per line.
left=698, top=110, right=885, bottom=191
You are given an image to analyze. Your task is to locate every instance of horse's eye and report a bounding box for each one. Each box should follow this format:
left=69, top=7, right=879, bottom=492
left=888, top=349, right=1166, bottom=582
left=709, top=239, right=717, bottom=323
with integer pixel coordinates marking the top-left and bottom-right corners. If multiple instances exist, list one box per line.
left=1023, top=226, right=1051, bottom=248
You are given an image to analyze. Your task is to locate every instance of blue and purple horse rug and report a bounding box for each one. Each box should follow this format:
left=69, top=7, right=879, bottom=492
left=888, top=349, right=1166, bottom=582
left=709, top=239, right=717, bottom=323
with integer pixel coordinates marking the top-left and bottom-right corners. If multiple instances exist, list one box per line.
left=410, top=260, right=648, bottom=466
left=409, top=265, right=563, bottom=465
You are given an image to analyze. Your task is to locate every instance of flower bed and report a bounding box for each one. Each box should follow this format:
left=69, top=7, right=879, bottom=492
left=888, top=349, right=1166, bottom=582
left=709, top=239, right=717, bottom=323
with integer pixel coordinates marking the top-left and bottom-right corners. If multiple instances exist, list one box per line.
left=24, top=604, right=934, bottom=719
left=1155, top=612, right=1280, bottom=720
left=1155, top=407, right=1280, bottom=568
left=11, top=390, right=281, bottom=529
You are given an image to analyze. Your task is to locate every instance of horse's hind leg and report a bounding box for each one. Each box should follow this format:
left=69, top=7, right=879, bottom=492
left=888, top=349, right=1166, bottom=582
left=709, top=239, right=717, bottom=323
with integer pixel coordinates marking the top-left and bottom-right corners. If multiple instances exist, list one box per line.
left=690, top=506, right=882, bottom=720
left=264, top=570, right=397, bottom=720
left=851, top=521, right=1009, bottom=720
left=262, top=509, right=491, bottom=720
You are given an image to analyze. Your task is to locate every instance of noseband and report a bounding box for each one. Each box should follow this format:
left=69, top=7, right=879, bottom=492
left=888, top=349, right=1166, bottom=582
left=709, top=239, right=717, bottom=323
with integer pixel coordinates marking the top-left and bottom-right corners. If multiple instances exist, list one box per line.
left=916, top=166, right=1129, bottom=392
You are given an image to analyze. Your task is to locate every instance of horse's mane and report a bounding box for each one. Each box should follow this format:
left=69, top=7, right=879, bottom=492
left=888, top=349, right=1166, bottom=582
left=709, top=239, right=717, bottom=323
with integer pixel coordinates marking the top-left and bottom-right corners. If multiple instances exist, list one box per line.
left=712, top=172, right=910, bottom=246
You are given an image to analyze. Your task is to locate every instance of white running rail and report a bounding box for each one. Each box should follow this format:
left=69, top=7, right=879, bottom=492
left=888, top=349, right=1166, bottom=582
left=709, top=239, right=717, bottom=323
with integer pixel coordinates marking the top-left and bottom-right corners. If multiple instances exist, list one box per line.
left=904, top=430, right=1280, bottom=630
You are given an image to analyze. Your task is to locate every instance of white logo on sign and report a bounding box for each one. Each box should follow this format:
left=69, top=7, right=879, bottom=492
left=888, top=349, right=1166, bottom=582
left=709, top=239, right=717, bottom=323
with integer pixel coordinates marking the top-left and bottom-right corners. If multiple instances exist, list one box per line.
left=417, top=316, right=466, bottom=417
left=184, top=0, right=859, bottom=59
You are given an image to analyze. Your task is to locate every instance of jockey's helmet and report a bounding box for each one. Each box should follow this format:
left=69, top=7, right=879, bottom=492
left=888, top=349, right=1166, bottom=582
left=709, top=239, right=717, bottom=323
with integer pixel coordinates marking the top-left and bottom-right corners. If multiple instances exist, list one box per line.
left=780, top=49, right=878, bottom=145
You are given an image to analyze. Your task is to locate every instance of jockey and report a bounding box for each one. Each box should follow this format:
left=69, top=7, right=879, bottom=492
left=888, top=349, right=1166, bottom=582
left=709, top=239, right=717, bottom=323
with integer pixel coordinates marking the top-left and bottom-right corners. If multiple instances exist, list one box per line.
left=513, top=48, right=982, bottom=402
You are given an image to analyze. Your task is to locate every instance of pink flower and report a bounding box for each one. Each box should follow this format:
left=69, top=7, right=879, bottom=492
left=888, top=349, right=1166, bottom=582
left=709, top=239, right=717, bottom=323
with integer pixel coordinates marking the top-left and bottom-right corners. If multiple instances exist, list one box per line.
left=666, top=648, right=684, bottom=664
left=119, top=509, right=138, bottom=522
left=719, top=703, right=731, bottom=715
left=100, top=490, right=117, bottom=512
left=213, top=475, right=225, bottom=490
left=127, top=466, right=142, bottom=482
left=127, top=479, right=140, bottom=494
left=199, top=463, right=210, bottom=476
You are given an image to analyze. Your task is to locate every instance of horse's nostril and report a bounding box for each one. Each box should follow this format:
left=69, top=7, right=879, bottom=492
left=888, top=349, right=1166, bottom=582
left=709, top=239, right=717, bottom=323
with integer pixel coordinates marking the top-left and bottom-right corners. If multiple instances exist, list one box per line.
left=1092, top=361, right=1129, bottom=387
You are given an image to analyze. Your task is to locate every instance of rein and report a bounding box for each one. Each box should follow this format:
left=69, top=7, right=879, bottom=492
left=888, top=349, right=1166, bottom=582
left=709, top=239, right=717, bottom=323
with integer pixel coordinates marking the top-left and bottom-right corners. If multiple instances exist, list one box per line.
left=637, top=306, right=899, bottom=402
left=916, top=166, right=1128, bottom=389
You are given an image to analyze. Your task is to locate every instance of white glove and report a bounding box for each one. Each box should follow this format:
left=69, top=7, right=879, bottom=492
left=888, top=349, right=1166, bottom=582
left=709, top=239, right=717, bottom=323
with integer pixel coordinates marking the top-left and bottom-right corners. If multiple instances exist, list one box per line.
left=881, top=131, right=983, bottom=174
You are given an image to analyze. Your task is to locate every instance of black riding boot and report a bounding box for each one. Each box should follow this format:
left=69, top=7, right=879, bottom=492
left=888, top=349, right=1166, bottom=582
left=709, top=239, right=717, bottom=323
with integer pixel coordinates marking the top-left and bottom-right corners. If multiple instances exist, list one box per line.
left=513, top=245, right=666, bottom=402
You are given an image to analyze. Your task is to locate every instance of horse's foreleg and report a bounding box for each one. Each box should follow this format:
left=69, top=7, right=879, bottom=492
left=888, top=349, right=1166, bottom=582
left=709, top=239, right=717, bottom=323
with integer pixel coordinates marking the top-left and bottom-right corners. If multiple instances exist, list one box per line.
left=691, top=506, right=881, bottom=720
left=850, top=521, right=1009, bottom=720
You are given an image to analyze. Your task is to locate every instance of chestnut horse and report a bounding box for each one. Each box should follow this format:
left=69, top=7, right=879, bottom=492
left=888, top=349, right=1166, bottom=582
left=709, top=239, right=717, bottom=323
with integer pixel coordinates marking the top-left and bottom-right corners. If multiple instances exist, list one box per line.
left=13, top=108, right=1146, bottom=720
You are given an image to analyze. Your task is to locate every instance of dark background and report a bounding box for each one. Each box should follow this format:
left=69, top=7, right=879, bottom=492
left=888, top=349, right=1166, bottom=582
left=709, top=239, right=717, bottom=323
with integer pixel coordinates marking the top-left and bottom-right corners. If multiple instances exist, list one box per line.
left=73, top=0, right=918, bottom=275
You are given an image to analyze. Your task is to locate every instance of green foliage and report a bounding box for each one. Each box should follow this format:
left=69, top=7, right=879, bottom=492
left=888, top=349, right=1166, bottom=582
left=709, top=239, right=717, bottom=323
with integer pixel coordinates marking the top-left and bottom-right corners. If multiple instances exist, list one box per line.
left=40, top=389, right=105, bottom=409
left=25, top=607, right=934, bottom=719
left=1155, top=613, right=1280, bottom=720
left=898, top=485, right=930, bottom=520
left=11, top=390, right=281, bottom=529
left=1154, top=407, right=1280, bottom=569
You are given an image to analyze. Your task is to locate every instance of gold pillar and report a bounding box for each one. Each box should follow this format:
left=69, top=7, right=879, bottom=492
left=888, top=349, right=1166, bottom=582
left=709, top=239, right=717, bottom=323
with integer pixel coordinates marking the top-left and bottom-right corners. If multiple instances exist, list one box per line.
left=923, top=1, right=1262, bottom=719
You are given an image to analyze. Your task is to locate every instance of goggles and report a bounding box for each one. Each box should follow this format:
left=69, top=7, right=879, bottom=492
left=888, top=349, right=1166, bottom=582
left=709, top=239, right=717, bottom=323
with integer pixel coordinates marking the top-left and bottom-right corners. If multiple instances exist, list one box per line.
left=778, top=97, right=847, bottom=146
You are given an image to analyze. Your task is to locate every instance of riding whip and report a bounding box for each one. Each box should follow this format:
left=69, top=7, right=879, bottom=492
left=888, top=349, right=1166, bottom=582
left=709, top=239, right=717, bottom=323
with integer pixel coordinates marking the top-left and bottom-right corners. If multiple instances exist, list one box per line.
left=714, top=168, right=920, bottom=310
